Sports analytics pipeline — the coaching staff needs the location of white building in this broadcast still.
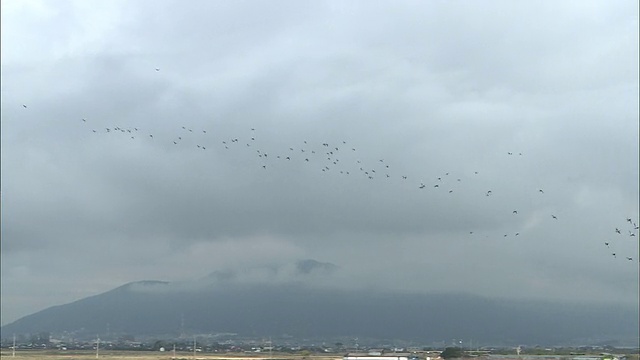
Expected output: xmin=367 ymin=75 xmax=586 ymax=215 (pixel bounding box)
xmin=344 ymin=351 xmax=415 ymax=360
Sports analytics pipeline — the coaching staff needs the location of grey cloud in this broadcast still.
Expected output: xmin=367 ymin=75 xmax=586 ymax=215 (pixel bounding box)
xmin=1 ymin=0 xmax=638 ymax=326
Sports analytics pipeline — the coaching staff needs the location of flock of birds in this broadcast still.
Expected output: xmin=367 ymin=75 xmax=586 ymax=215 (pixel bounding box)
xmin=19 ymin=66 xmax=639 ymax=264
xmin=608 ymin=219 xmax=639 ymax=261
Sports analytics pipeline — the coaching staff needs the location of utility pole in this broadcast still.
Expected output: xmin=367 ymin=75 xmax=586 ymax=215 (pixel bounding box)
xmin=96 ymin=335 xmax=100 ymax=359
xmin=193 ymin=336 xmax=196 ymax=359
xmin=12 ymin=334 xmax=16 ymax=357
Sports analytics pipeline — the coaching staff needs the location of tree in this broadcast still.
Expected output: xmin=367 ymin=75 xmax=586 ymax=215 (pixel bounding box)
xmin=440 ymin=347 xmax=465 ymax=359
xmin=151 ymin=340 xmax=167 ymax=351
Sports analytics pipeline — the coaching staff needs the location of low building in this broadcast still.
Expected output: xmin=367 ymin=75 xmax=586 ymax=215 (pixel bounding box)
xmin=344 ymin=351 xmax=417 ymax=360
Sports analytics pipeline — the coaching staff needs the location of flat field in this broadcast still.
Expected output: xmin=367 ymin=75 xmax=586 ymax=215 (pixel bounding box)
xmin=0 ymin=350 xmax=342 ymax=360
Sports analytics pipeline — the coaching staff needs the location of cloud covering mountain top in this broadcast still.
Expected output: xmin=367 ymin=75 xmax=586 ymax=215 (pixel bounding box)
xmin=1 ymin=0 xmax=638 ymax=326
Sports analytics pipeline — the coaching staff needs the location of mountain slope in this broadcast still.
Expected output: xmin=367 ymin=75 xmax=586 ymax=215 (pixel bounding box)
xmin=2 ymin=280 xmax=638 ymax=346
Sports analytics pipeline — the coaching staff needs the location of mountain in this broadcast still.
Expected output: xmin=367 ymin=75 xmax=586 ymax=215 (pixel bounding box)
xmin=2 ymin=262 xmax=638 ymax=346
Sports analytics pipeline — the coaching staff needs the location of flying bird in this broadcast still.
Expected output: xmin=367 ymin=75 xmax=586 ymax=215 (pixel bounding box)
xmin=551 ymin=215 xmax=557 ymax=219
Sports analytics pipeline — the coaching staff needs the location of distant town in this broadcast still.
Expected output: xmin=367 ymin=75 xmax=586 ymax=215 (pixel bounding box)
xmin=1 ymin=332 xmax=638 ymax=360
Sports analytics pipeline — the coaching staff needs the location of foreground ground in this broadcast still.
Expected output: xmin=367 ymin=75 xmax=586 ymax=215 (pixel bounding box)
xmin=0 ymin=350 xmax=341 ymax=360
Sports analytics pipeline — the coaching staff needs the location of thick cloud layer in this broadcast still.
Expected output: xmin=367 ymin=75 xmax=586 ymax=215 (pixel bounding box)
xmin=1 ymin=0 xmax=638 ymax=325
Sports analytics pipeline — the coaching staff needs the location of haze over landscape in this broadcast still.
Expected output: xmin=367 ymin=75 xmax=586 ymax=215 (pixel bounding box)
xmin=1 ymin=0 xmax=638 ymax=343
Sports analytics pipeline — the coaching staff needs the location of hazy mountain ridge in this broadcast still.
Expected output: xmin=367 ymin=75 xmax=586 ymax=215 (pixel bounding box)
xmin=201 ymin=259 xmax=339 ymax=283
xmin=2 ymin=276 xmax=638 ymax=346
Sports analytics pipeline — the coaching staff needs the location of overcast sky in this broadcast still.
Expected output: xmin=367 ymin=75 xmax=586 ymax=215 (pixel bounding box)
xmin=1 ymin=0 xmax=638 ymax=326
